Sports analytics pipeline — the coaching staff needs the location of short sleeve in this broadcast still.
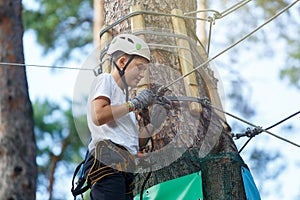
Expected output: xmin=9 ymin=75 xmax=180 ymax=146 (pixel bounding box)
xmin=90 ymin=74 xmax=112 ymax=102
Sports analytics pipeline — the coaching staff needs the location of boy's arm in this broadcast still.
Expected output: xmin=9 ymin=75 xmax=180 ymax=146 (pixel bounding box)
xmin=91 ymin=97 xmax=129 ymax=126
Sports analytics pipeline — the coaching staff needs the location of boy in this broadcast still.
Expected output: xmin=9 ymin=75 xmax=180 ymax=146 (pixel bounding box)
xmin=85 ymin=34 xmax=162 ymax=200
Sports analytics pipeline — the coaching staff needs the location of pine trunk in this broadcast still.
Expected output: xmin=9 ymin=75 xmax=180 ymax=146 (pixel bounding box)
xmin=0 ymin=0 xmax=37 ymax=199
xmin=102 ymin=0 xmax=246 ymax=199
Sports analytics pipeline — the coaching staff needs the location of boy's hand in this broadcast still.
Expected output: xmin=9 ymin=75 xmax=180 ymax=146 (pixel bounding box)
xmin=130 ymin=89 xmax=154 ymax=110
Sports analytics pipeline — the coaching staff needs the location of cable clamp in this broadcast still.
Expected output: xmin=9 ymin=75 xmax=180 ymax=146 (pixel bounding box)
xmin=232 ymin=126 xmax=263 ymax=140
xmin=201 ymin=97 xmax=211 ymax=106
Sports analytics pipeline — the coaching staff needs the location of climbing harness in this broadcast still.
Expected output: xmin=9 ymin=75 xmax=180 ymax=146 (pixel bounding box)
xmin=71 ymin=149 xmax=90 ymax=200
xmin=71 ymin=140 xmax=137 ymax=199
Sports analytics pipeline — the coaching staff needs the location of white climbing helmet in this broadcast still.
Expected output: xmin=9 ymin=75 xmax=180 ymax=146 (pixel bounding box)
xmin=107 ymin=34 xmax=150 ymax=61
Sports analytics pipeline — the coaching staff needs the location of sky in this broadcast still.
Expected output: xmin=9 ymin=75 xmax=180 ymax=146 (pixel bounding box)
xmin=22 ymin=1 xmax=300 ymax=200
xmin=209 ymin=4 xmax=300 ymax=199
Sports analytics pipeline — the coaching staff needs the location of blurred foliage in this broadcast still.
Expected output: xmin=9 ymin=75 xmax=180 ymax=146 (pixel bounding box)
xmin=254 ymin=0 xmax=300 ymax=88
xmin=23 ymin=0 xmax=93 ymax=63
xmin=250 ymin=149 xmax=285 ymax=180
xmin=216 ymin=0 xmax=300 ymax=90
xmin=280 ymin=66 xmax=300 ymax=88
xmin=280 ymin=30 xmax=300 ymax=88
xmin=249 ymin=148 xmax=286 ymax=196
xmin=22 ymin=0 xmax=300 ymax=88
xmin=33 ymin=98 xmax=87 ymax=199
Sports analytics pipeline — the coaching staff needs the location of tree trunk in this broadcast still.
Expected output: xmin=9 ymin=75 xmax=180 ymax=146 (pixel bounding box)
xmin=0 ymin=0 xmax=37 ymax=199
xmin=102 ymin=0 xmax=246 ymax=199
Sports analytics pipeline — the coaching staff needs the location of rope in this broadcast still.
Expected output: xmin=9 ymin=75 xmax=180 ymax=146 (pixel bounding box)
xmin=159 ymin=0 xmax=300 ymax=90
xmin=238 ymin=138 xmax=253 ymax=153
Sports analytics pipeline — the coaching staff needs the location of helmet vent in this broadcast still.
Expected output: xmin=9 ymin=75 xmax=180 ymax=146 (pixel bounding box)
xmin=127 ymin=38 xmax=134 ymax=44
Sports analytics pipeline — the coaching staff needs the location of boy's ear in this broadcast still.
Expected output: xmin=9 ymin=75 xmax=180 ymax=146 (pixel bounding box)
xmin=117 ymin=55 xmax=128 ymax=70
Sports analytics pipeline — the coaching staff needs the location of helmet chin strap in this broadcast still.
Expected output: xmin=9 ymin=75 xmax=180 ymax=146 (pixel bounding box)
xmin=112 ymin=55 xmax=135 ymax=101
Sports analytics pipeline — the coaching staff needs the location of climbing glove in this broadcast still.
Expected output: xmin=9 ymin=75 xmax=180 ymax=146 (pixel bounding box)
xmin=130 ymin=89 xmax=154 ymax=110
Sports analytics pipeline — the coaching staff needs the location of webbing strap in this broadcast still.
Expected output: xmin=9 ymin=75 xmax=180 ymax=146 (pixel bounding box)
xmin=113 ymin=55 xmax=135 ymax=77
xmin=71 ymin=160 xmax=91 ymax=197
xmin=88 ymin=166 xmax=117 ymax=185
xmin=112 ymin=55 xmax=135 ymax=101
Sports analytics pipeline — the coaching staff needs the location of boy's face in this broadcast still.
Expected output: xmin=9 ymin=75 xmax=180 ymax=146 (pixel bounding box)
xmin=122 ymin=56 xmax=149 ymax=88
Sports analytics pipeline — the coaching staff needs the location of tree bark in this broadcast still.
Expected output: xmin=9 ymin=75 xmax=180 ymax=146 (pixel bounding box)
xmin=102 ymin=0 xmax=246 ymax=199
xmin=0 ymin=0 xmax=37 ymax=199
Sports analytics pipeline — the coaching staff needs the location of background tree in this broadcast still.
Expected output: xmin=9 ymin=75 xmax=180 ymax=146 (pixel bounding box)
xmin=0 ymin=0 xmax=37 ymax=199
xmin=22 ymin=0 xmax=300 ymax=198
xmin=23 ymin=0 xmax=93 ymax=64
xmin=253 ymin=0 xmax=300 ymax=88
xmin=33 ymin=99 xmax=88 ymax=199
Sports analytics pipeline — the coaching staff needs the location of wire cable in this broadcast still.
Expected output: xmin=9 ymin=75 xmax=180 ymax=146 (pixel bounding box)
xmin=100 ymin=0 xmax=252 ymax=39
xmin=165 ymin=96 xmax=300 ymax=150
xmin=160 ymin=0 xmax=300 ymax=90
xmin=238 ymin=111 xmax=300 ymax=152
xmin=266 ymin=111 xmax=300 ymax=130
xmin=219 ymin=0 xmax=252 ymax=19
xmin=0 ymin=61 xmax=93 ymax=71
xmin=210 ymin=104 xmax=300 ymax=149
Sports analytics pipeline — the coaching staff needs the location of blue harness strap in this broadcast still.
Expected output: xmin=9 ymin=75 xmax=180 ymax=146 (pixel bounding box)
xmin=71 ymin=149 xmax=90 ymax=199
xmin=241 ymin=166 xmax=261 ymax=200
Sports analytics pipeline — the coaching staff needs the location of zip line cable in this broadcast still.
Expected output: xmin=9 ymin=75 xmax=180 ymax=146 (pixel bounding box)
xmin=159 ymin=0 xmax=300 ymax=91
xmin=0 ymin=62 xmax=93 ymax=71
xmin=2 ymin=60 xmax=298 ymax=150
xmin=210 ymin=103 xmax=300 ymax=149
xmin=219 ymin=0 xmax=252 ymax=19
xmin=266 ymin=110 xmax=300 ymax=130
xmin=2 ymin=0 xmax=297 ymax=75
xmin=0 ymin=0 xmax=298 ymax=150
xmin=184 ymin=0 xmax=252 ymax=19
xmin=236 ymin=111 xmax=300 ymax=153
xmin=166 ymin=96 xmax=300 ymax=150
xmin=0 ymin=0 xmax=254 ymax=71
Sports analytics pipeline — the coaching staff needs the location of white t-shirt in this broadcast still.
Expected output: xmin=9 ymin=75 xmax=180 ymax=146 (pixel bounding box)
xmin=87 ymin=73 xmax=139 ymax=154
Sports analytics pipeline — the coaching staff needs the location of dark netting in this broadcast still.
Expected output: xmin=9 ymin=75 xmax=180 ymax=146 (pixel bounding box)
xmin=199 ymin=153 xmax=247 ymax=200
